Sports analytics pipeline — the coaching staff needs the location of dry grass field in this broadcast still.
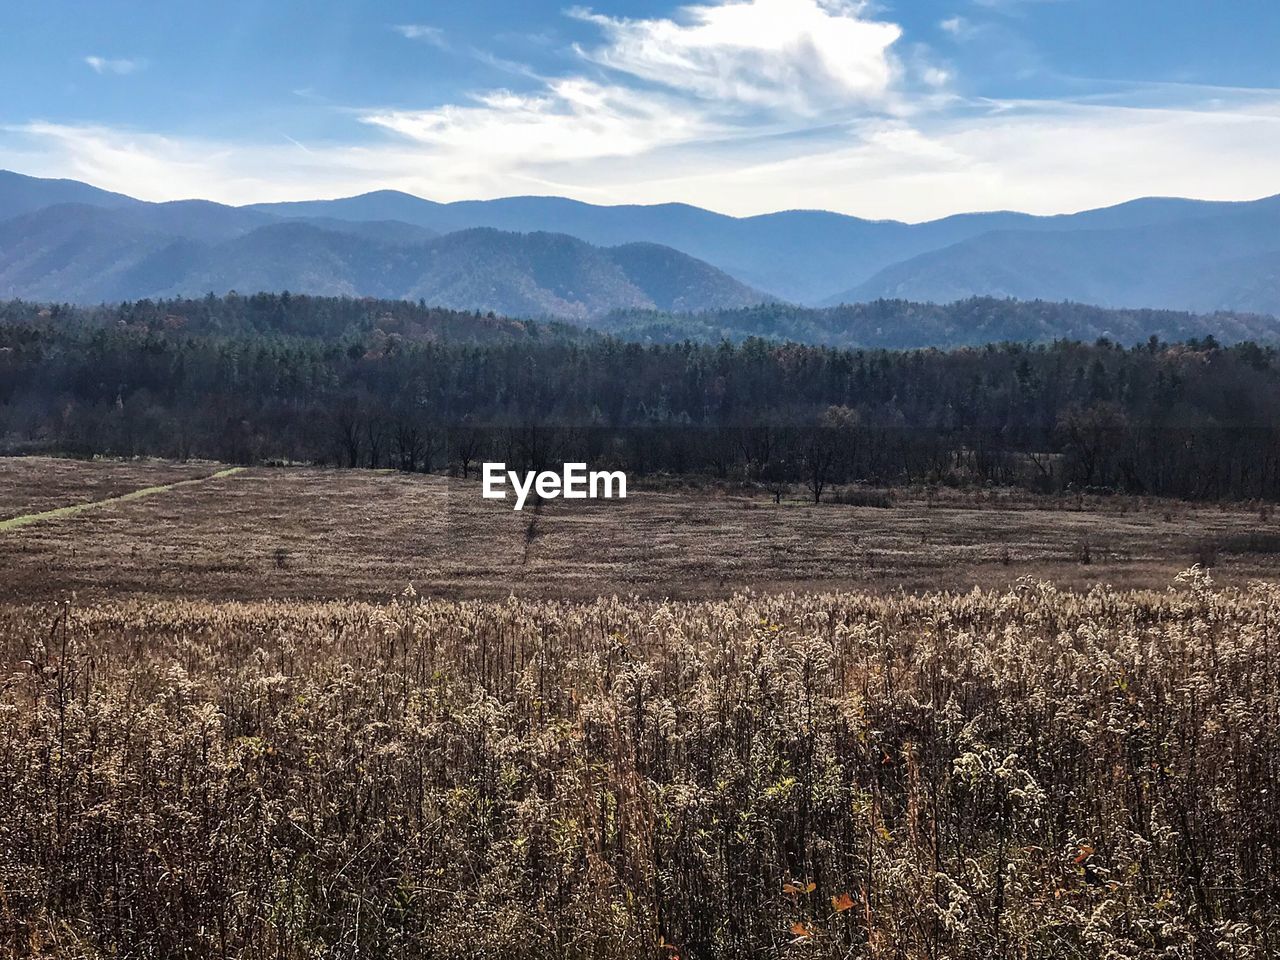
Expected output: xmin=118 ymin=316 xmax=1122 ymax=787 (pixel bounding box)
xmin=0 ymin=457 xmax=1278 ymax=602
xmin=2 ymin=580 xmax=1277 ymax=957
xmin=3 ymin=456 xmax=1280 ymax=958
xmin=0 ymin=458 xmax=217 ymax=522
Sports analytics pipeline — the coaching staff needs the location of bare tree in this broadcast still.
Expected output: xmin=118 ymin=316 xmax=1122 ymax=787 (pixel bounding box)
xmin=393 ymin=417 xmax=425 ymax=472
xmin=1058 ymin=403 xmax=1130 ymax=488
xmin=450 ymin=422 xmax=485 ymax=478
xmin=333 ymin=408 xmax=362 ymax=468
xmin=803 ymin=406 xmax=859 ymax=504
xmin=365 ymin=417 xmax=384 ymax=469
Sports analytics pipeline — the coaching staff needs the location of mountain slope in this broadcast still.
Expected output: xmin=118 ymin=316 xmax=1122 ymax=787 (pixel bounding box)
xmin=248 ymin=192 xmax=990 ymax=303
xmin=841 ymin=202 xmax=1280 ymax=313
xmin=0 ymin=205 xmax=769 ymax=317
xmin=0 ymin=204 xmax=181 ymax=302
xmin=0 ymin=169 xmax=140 ymax=221
xmin=602 ymin=242 xmax=770 ymax=313
xmin=166 ymin=225 xmax=771 ymax=318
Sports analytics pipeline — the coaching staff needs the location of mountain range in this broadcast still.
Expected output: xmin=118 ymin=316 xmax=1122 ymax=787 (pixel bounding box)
xmin=0 ymin=180 xmax=765 ymax=319
xmin=245 ymin=188 xmax=1280 ymax=314
xmin=2 ymin=169 xmax=1280 ymax=322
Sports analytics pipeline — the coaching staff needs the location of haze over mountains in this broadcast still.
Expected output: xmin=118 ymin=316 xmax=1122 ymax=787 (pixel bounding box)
xmin=3 ymin=169 xmax=1280 ymax=323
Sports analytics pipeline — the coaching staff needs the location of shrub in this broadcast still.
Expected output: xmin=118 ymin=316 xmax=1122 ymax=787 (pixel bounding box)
xmin=829 ymin=487 xmax=893 ymax=508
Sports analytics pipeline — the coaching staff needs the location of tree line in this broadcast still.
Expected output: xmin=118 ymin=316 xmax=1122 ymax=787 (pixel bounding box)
xmin=3 ymin=295 xmax=1280 ymax=501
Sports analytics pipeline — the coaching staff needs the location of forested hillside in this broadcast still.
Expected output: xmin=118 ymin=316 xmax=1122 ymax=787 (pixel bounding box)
xmin=246 ymin=183 xmax=1280 ymax=308
xmin=8 ymin=293 xmax=1276 ymax=351
xmin=840 ymin=200 xmax=1280 ymax=314
xmin=599 ymin=298 xmax=1280 ymax=349
xmin=0 ymin=293 xmax=592 ymax=343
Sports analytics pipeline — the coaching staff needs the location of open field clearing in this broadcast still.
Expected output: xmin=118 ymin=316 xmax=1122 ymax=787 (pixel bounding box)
xmin=0 ymin=457 xmax=217 ymax=521
xmin=2 ymin=581 xmax=1277 ymax=957
xmin=2 ymin=457 xmax=1279 ymax=601
xmin=0 ymin=466 xmax=244 ymax=532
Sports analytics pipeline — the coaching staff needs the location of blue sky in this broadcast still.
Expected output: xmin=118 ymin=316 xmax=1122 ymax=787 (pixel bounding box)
xmin=2 ymin=0 xmax=1278 ymax=219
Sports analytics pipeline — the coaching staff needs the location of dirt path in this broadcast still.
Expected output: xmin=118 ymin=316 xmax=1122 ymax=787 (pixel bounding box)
xmin=0 ymin=467 xmax=245 ymax=533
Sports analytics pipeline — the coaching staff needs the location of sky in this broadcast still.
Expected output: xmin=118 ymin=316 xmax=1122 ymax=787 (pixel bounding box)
xmin=1 ymin=0 xmax=1279 ymax=220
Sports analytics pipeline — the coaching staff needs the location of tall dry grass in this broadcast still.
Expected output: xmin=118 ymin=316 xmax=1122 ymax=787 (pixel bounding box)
xmin=1 ymin=570 xmax=1277 ymax=958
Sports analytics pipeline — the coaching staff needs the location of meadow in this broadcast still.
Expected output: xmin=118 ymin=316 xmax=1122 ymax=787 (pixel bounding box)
xmin=2 ymin=457 xmax=1279 ymax=602
xmin=2 ymin=457 xmax=1279 ymax=958
xmin=2 ymin=577 xmax=1277 ymax=957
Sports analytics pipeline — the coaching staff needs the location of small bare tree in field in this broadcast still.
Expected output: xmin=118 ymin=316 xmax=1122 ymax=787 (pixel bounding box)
xmin=364 ymin=416 xmax=384 ymax=468
xmin=332 ymin=407 xmax=362 ymax=467
xmin=802 ymin=405 xmax=859 ymax=504
xmin=393 ymin=414 xmax=438 ymax=473
xmin=449 ymin=421 xmax=485 ymax=479
xmin=1058 ymin=401 xmax=1130 ymax=489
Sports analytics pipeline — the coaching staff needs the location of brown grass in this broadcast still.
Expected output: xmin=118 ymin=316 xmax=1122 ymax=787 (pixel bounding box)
xmin=1 ymin=574 xmax=1277 ymax=957
xmin=0 ymin=457 xmax=215 ymax=522
xmin=0 ymin=459 xmax=1278 ymax=602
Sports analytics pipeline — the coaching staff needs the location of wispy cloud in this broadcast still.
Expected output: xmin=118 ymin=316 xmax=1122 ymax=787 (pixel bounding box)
xmin=84 ymin=55 xmax=144 ymax=75
xmin=362 ymin=79 xmax=716 ymax=164
xmin=669 ymin=93 xmax=1280 ymax=219
xmin=281 ymin=133 xmax=313 ymax=155
xmin=392 ymin=24 xmax=447 ymax=48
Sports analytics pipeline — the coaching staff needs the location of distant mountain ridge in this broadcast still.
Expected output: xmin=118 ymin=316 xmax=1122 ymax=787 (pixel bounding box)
xmin=3 ymin=169 xmax=1280 ymax=322
xmin=836 ymin=200 xmax=1280 ymax=316
xmin=247 ymin=187 xmax=1280 ymax=310
xmin=0 ymin=173 xmax=768 ymax=318
xmin=0 ymin=171 xmax=138 ymax=219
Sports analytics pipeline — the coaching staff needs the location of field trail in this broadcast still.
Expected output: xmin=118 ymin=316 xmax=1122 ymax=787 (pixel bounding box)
xmin=0 ymin=466 xmax=244 ymax=532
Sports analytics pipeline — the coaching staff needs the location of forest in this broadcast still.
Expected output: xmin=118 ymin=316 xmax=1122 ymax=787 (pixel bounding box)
xmin=3 ymin=293 xmax=1280 ymax=501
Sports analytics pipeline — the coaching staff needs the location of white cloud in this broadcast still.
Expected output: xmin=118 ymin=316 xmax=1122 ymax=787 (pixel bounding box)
xmin=608 ymin=93 xmax=1280 ymax=220
xmin=392 ymin=24 xmax=446 ymax=48
xmin=84 ymin=56 xmax=144 ymax=75
xmin=3 ymin=123 xmax=299 ymax=202
xmin=0 ymin=118 xmax=666 ymax=204
xmin=359 ymin=0 xmax=915 ymax=189
xmin=361 ymin=78 xmax=717 ymax=164
xmin=572 ymin=0 xmax=903 ymax=115
xmin=922 ymin=66 xmax=951 ymax=87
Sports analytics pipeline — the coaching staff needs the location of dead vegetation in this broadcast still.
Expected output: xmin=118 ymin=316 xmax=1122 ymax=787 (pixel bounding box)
xmin=1 ymin=571 xmax=1278 ymax=957
xmin=1 ymin=459 xmax=1278 ymax=602
xmin=0 ymin=457 xmax=213 ymax=522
